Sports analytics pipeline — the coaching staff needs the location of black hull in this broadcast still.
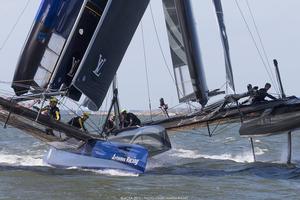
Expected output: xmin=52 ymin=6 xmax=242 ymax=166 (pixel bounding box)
xmin=239 ymin=104 xmax=300 ymax=136
xmin=146 ymin=96 xmax=300 ymax=137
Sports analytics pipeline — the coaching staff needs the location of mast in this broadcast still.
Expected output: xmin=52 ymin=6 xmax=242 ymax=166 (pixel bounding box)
xmin=162 ymin=0 xmax=208 ymax=107
xmin=212 ymin=0 xmax=235 ymax=92
xmin=273 ymin=59 xmax=286 ymax=99
xmin=112 ymin=76 xmax=120 ymax=129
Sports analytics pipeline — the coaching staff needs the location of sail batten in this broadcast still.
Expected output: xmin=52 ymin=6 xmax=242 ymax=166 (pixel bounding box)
xmin=162 ymin=0 xmax=208 ymax=106
xmin=212 ymin=0 xmax=235 ymax=92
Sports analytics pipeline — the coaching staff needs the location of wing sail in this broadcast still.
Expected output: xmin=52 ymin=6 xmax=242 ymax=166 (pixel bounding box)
xmin=162 ymin=0 xmax=209 ymax=106
xmin=212 ymin=0 xmax=235 ymax=91
xmin=12 ymin=0 xmax=85 ymax=95
xmin=71 ymin=0 xmax=150 ymax=110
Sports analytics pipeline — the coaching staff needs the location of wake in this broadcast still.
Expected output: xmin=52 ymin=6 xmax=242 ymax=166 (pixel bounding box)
xmin=146 ymin=147 xmax=267 ymax=170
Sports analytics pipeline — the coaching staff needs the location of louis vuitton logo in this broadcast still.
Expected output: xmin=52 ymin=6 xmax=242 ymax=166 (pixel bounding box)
xmin=93 ymin=54 xmax=107 ymax=77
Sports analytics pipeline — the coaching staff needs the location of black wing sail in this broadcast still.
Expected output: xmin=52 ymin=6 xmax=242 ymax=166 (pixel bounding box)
xmin=49 ymin=0 xmax=109 ymax=101
xmin=71 ymin=0 xmax=150 ymax=110
xmin=212 ymin=0 xmax=235 ymax=92
xmin=12 ymin=0 xmax=85 ymax=95
xmin=162 ymin=0 xmax=208 ymax=106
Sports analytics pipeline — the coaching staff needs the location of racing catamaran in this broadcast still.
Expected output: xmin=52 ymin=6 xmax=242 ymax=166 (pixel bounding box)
xmin=0 ymin=0 xmax=299 ymax=173
xmin=144 ymin=0 xmax=300 ymax=163
xmin=0 ymin=0 xmax=171 ymax=174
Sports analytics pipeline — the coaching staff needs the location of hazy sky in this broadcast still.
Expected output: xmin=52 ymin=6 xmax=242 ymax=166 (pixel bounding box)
xmin=0 ymin=0 xmax=300 ymax=111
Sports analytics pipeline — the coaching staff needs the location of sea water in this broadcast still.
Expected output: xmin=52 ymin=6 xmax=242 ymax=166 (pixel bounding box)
xmin=0 ymin=122 xmax=300 ymax=200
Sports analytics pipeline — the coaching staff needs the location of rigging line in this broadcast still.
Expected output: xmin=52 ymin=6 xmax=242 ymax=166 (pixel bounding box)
xmin=215 ymin=81 xmax=228 ymax=92
xmin=100 ymin=85 xmax=111 ymax=126
xmin=0 ymin=89 xmax=13 ymax=94
xmin=234 ymin=0 xmax=278 ymax=93
xmin=100 ymin=83 xmax=114 ymax=127
xmin=0 ymin=0 xmax=31 ymax=50
xmin=149 ymin=102 xmax=183 ymax=118
xmin=0 ymin=89 xmax=13 ymax=95
xmin=148 ymin=102 xmax=186 ymax=119
xmin=212 ymin=119 xmax=239 ymax=136
xmin=96 ymin=83 xmax=114 ymax=129
xmin=60 ymin=100 xmax=101 ymax=134
xmin=208 ymin=120 xmax=222 ymax=136
xmin=149 ymin=3 xmax=184 ymax=98
xmin=62 ymin=97 xmax=100 ymax=132
xmin=4 ymin=78 xmax=35 ymax=84
xmin=244 ymin=0 xmax=280 ymax=94
xmin=140 ymin=21 xmax=153 ymax=119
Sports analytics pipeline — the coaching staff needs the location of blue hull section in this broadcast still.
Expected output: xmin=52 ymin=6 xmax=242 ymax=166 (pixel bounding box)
xmin=45 ymin=140 xmax=148 ymax=174
xmin=81 ymin=140 xmax=148 ymax=173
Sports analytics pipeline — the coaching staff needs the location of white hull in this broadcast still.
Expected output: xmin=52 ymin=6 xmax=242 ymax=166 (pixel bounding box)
xmin=44 ymin=147 xmax=142 ymax=174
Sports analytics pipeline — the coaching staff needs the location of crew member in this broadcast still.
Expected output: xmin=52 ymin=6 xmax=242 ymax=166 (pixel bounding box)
xmin=252 ymin=83 xmax=277 ymax=103
xmin=159 ymin=98 xmax=169 ymax=118
xmin=241 ymin=84 xmax=259 ymax=104
xmin=103 ymin=115 xmax=116 ymax=133
xmin=68 ymin=112 xmax=90 ymax=131
xmin=120 ymin=109 xmax=141 ymax=128
xmin=41 ymin=97 xmax=61 ymax=121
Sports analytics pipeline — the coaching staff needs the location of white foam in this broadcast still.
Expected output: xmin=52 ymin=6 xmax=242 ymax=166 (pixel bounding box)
xmin=146 ymin=149 xmax=197 ymax=169
xmin=255 ymin=146 xmax=268 ymax=155
xmin=199 ymin=152 xmax=254 ymax=163
xmin=0 ymin=153 xmax=45 ymax=166
xmin=170 ymin=149 xmax=202 ymax=159
xmin=147 ymin=148 xmax=261 ymax=170
xmin=86 ymin=169 xmax=139 ymax=177
xmin=171 ymin=148 xmax=261 ymax=163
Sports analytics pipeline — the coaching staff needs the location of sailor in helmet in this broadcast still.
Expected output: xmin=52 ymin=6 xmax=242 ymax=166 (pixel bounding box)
xmin=120 ymin=109 xmax=141 ymax=128
xmin=68 ymin=112 xmax=90 ymax=131
xmin=103 ymin=115 xmax=116 ymax=134
xmin=41 ymin=97 xmax=61 ymax=121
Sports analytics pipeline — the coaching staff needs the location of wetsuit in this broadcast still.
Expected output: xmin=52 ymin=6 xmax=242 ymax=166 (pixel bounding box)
xmin=252 ymin=88 xmax=277 ymax=103
xmin=123 ymin=113 xmax=141 ymax=127
xmin=42 ymin=105 xmax=60 ymax=136
xmin=241 ymin=87 xmax=259 ymax=104
xmin=107 ymin=119 xmax=116 ymax=130
xmin=50 ymin=106 xmax=60 ymax=121
xmin=42 ymin=105 xmax=60 ymax=121
xmin=103 ymin=119 xmax=116 ymax=134
xmin=68 ymin=116 xmax=87 ymax=131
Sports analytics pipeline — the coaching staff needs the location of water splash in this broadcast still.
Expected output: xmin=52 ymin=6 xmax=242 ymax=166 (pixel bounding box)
xmin=199 ymin=152 xmax=254 ymax=163
xmin=170 ymin=148 xmax=259 ymax=163
xmin=0 ymin=153 xmax=45 ymax=166
xmin=147 ymin=147 xmax=263 ymax=170
xmin=255 ymin=146 xmax=268 ymax=155
xmin=84 ymin=169 xmax=139 ymax=177
xmin=170 ymin=149 xmax=202 ymax=159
